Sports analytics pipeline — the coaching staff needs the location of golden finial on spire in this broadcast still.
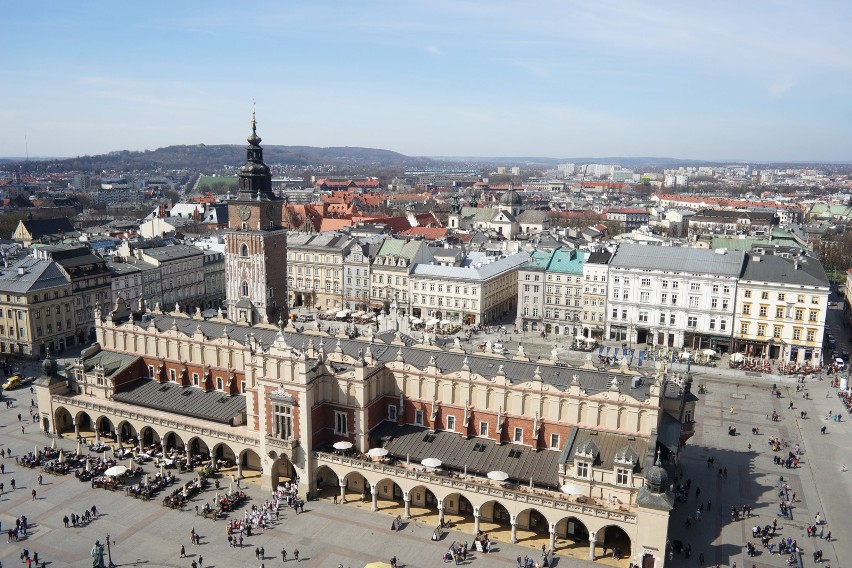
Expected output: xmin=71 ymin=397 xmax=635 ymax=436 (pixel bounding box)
xmin=251 ymin=100 xmax=257 ymax=132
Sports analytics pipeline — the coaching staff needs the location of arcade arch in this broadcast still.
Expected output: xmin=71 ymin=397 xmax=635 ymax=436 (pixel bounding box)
xmin=53 ymin=407 xmax=74 ymax=436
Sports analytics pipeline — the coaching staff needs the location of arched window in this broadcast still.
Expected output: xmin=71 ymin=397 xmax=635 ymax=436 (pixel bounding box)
xmin=241 ymin=281 xmax=249 ymax=297
xmin=240 ymin=244 xmax=249 ymax=257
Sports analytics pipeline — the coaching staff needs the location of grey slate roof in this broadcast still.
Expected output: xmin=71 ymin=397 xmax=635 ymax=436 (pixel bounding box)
xmin=143 ymin=244 xmax=203 ymax=261
xmin=411 ymin=251 xmax=529 ymax=281
xmin=20 ymin=218 xmax=75 ymax=239
xmin=112 ymin=379 xmax=246 ymax=424
xmin=80 ymin=350 xmax=140 ymax=379
xmin=611 ymin=243 xmax=745 ymax=276
xmin=374 ymin=423 xmax=561 ymax=487
xmin=562 ymin=427 xmax=647 ymax=473
xmin=741 ymin=253 xmax=828 ymax=287
xmin=0 ymin=256 xmax=69 ymax=293
xmin=139 ymin=314 xmax=654 ymax=401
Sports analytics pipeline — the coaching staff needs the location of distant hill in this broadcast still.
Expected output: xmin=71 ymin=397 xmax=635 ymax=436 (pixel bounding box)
xmin=21 ymin=144 xmax=436 ymax=173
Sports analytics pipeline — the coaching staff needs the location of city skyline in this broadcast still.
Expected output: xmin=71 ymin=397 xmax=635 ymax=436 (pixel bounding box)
xmin=2 ymin=1 xmax=851 ymax=161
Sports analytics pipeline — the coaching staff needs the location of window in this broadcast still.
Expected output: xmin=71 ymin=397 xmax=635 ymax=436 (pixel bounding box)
xmin=670 ymin=294 xmax=677 ymax=305
xmin=273 ymin=404 xmax=293 ymax=439
xmin=687 ymin=316 xmax=697 ymax=328
xmin=720 ymin=319 xmax=727 ymax=331
xmin=795 ymin=309 xmax=803 ymax=321
xmin=240 ymin=244 xmax=249 ymax=257
xmin=741 ymin=323 xmax=749 ymax=334
xmin=479 ymin=421 xmax=488 ymax=437
xmin=807 ymin=330 xmax=815 ymax=342
xmin=192 ymin=373 xmax=199 ymax=386
xmin=659 ymin=312 xmax=666 ymax=325
xmin=640 ymin=291 xmax=649 ymax=303
xmin=758 ymin=324 xmax=766 ymax=336
xmin=415 ymin=409 xmax=424 ymax=426
xmin=335 ymin=411 xmax=348 ymax=435
xmin=797 ymin=294 xmax=805 ymax=303
xmin=712 ymin=284 xmax=719 ymax=294
xmin=514 ymin=427 xmax=523 ymax=443
xmin=809 ymin=311 xmax=818 ymax=322
xmin=709 ymin=319 xmax=716 ymax=330
xmin=148 ymin=365 xmax=154 ymax=379
xmin=216 ymin=377 xmax=223 ymax=390
xmin=689 ymin=296 xmax=700 ymax=308
xmin=577 ymin=462 xmax=589 ymax=478
xmin=616 ymin=468 xmax=629 ymax=485
xmin=241 ymin=281 xmax=249 ymax=297
xmin=638 ymin=311 xmax=648 ymax=323
xmin=388 ymin=405 xmax=397 ymax=421
xmin=777 ymin=293 xmax=785 ymax=301
xmin=742 ymin=304 xmax=751 ymax=315
xmin=446 ymin=415 xmax=456 ymax=432
xmin=711 ymin=298 xmax=718 ymax=309
xmin=759 ymin=306 xmax=767 ymax=317
xmin=776 ymin=307 xmax=784 ymax=318
xmin=640 ymin=278 xmax=651 ymax=287
xmin=761 ymin=291 xmax=769 ymax=300
xmin=550 ymin=433 xmax=560 ymax=449
xmin=670 ymin=314 xmax=676 ymax=325
xmin=690 ymin=282 xmax=700 ymax=292
xmin=793 ymin=328 xmax=801 ymax=340
xmin=773 ymin=326 xmax=781 ymax=338
xmin=169 ymin=369 xmax=176 ymax=382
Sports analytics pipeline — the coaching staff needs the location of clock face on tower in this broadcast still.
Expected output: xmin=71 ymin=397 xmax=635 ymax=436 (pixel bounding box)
xmin=238 ymin=205 xmax=251 ymax=220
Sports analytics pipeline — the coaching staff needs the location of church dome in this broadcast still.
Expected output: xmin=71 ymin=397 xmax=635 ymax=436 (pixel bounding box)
xmin=499 ymin=186 xmax=523 ymax=207
xmin=42 ymin=351 xmax=57 ymax=376
xmin=645 ymin=456 xmax=669 ymax=493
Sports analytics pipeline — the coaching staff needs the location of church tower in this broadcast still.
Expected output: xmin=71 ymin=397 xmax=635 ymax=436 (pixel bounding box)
xmin=224 ymin=113 xmax=288 ymax=325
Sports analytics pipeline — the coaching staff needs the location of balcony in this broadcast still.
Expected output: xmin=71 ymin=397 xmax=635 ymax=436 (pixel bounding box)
xmin=312 ymin=451 xmax=637 ymax=523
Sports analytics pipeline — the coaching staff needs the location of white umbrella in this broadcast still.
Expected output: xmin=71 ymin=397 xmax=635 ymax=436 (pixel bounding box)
xmin=730 ymin=352 xmax=745 ymax=363
xmin=129 ymin=458 xmax=135 ymax=471
xmin=333 ymin=441 xmax=354 ymax=450
xmin=425 ymin=318 xmax=439 ymax=326
xmin=160 ymin=462 xmax=165 ymax=476
xmin=86 ymin=459 xmax=92 ymax=472
xmin=487 ymin=470 xmax=509 ymax=481
xmin=560 ymin=483 xmax=583 ymax=494
xmin=440 ymin=319 xmax=451 ymax=326
xmin=58 ymin=450 xmax=65 ymax=464
xmin=104 ymin=465 xmax=128 ymax=477
xmin=421 ymin=458 xmax=442 ymax=468
xmin=367 ymin=448 xmax=389 ymax=457
xmin=51 ymin=436 xmax=57 ymax=450
xmin=76 ymin=440 xmax=82 ymax=455
xmin=702 ymin=349 xmax=717 ymax=357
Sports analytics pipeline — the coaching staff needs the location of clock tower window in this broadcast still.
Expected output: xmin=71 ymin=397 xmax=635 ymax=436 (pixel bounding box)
xmin=240 ymin=244 xmax=249 ymax=257
xmin=241 ymin=281 xmax=249 ymax=297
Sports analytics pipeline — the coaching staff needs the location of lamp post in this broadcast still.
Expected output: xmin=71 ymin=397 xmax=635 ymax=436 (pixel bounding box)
xmin=106 ymin=533 xmax=115 ymax=568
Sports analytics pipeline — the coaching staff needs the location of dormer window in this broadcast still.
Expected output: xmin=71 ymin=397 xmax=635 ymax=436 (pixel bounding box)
xmin=576 ymin=462 xmax=589 ymax=478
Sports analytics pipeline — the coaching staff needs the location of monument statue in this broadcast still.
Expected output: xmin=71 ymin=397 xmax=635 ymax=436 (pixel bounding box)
xmin=91 ymin=540 xmax=105 ymax=568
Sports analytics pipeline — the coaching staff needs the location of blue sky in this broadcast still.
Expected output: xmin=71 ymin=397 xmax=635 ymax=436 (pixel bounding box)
xmin=1 ymin=1 xmax=851 ymax=161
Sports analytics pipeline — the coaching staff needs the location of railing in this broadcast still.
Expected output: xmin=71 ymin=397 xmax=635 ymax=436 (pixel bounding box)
xmin=53 ymin=395 xmax=260 ymax=447
xmin=313 ymin=451 xmax=636 ymax=523
xmin=265 ymin=436 xmax=299 ymax=451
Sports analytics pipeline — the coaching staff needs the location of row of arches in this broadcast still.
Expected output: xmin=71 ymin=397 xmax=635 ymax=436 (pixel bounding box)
xmin=51 ymin=406 xmax=263 ymax=476
xmin=312 ymin=465 xmax=631 ymax=558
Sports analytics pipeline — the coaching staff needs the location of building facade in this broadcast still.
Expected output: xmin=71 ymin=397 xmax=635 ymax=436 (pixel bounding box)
xmin=342 ymin=239 xmax=380 ymax=312
xmin=0 ymin=256 xmax=74 ymax=356
xmin=286 ymin=233 xmax=354 ymax=311
xmin=732 ymin=250 xmax=829 ymax=363
xmin=581 ymin=250 xmax=612 ymax=340
xmin=369 ymin=239 xmax=431 ymax=314
xmin=409 ymin=250 xmax=527 ymax=326
xmin=606 ymin=244 xmax=743 ymax=352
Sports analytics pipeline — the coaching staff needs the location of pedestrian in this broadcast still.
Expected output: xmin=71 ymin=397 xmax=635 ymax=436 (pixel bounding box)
xmin=62 ymin=515 xmax=69 ymax=528
xmin=239 ymin=535 xmax=243 ymax=548
xmin=826 ymin=531 xmax=831 ymax=541
xmin=730 ymin=406 xmax=735 ymax=414
xmin=198 ymin=556 xmax=203 ymax=568
xmin=255 ymin=547 xmax=260 ymax=559
xmin=282 ymin=548 xmax=287 ymax=561
xmin=37 ymin=475 xmax=42 ymax=486
xmin=10 ymin=479 xmax=15 ymax=490
xmin=20 ymin=426 xmax=24 ymax=435
xmin=180 ymin=544 xmax=186 ymax=558
xmin=31 ymin=489 xmax=36 ymax=501
xmin=294 ymin=549 xmax=299 ymax=561
xmin=260 ymin=547 xmax=265 ymax=559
